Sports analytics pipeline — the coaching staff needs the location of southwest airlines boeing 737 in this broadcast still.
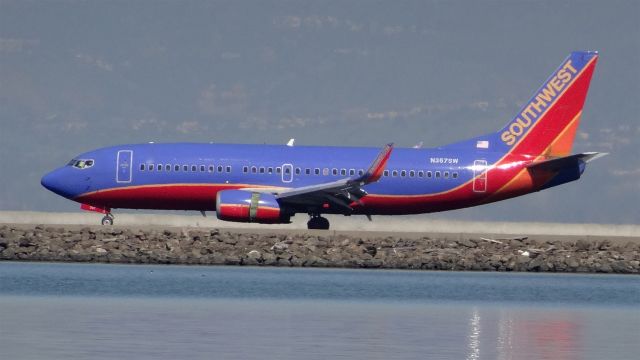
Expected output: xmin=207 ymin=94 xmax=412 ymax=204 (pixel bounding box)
xmin=42 ymin=51 xmax=603 ymax=229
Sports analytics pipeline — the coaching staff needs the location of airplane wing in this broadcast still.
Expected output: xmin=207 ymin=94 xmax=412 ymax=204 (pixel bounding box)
xmin=274 ymin=143 xmax=394 ymax=213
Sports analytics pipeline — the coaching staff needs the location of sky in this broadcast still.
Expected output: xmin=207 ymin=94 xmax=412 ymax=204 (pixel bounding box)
xmin=0 ymin=0 xmax=638 ymax=224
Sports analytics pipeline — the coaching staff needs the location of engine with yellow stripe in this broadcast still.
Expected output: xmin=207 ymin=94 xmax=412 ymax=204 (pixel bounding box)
xmin=216 ymin=190 xmax=291 ymax=224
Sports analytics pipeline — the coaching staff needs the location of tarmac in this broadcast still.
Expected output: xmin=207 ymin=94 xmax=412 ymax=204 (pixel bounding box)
xmin=0 ymin=211 xmax=638 ymax=241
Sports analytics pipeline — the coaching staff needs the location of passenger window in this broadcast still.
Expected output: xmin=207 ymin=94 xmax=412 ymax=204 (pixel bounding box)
xmin=150 ymin=164 xmax=155 ymax=171
xmin=243 ymin=166 xmax=248 ymax=173
xmin=140 ymin=164 xmax=145 ymax=171
xmin=226 ymin=166 xmax=231 ymax=173
xmin=332 ymin=168 xmax=338 ymax=176
xmin=200 ymin=165 xmax=205 ymax=172
xmin=315 ymin=168 xmax=320 ymax=175
xmin=183 ymin=165 xmax=188 ymax=172
xmin=259 ymin=167 xmax=265 ymax=174
xmin=157 ymin=164 xmax=163 ymax=171
xmin=435 ymin=171 xmax=441 ymax=178
xmin=384 ymin=170 xmax=389 ymax=177
xmin=427 ymin=171 xmax=432 ymax=178
xmin=305 ymin=168 xmax=311 ymax=175
xmin=251 ymin=166 xmax=257 ymax=173
xmin=189 ymin=165 xmax=195 ymax=172
xmin=268 ymin=167 xmax=273 ymax=174
xmin=295 ymin=168 xmax=301 ymax=175
xmin=392 ymin=170 xmax=398 ymax=177
xmin=444 ymin=171 xmax=449 ymax=178
xmin=165 ymin=165 xmax=171 ymax=171
xmin=401 ymin=170 xmax=406 ymax=177
xmin=452 ymin=172 xmax=458 ymax=179
xmin=323 ymin=168 xmax=329 ymax=176
xmin=276 ymin=167 xmax=282 ymax=174
xmin=208 ymin=165 xmax=214 ymax=172
xmin=340 ymin=169 xmax=346 ymax=176
xmin=418 ymin=171 xmax=424 ymax=178
xmin=409 ymin=170 xmax=415 ymax=177
xmin=358 ymin=169 xmax=364 ymax=176
xmin=174 ymin=165 xmax=180 ymax=171
xmin=217 ymin=165 xmax=223 ymax=172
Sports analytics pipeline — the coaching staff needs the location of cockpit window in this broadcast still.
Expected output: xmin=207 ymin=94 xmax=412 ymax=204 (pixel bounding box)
xmin=68 ymin=159 xmax=94 ymax=169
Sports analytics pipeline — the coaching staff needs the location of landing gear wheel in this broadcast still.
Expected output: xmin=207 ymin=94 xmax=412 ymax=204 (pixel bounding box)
xmin=101 ymin=214 xmax=114 ymax=226
xmin=307 ymin=216 xmax=330 ymax=230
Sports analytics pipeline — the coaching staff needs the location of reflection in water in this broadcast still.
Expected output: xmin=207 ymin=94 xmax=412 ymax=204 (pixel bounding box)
xmin=467 ymin=307 xmax=481 ymax=360
xmin=498 ymin=311 xmax=514 ymax=360
xmin=520 ymin=315 xmax=580 ymax=360
xmin=469 ymin=308 xmax=583 ymax=360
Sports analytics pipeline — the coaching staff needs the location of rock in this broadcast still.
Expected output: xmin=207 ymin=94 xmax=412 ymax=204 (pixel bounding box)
xmin=271 ymin=242 xmax=289 ymax=253
xmin=597 ymin=263 xmax=613 ymax=273
xmin=458 ymin=239 xmax=477 ymax=248
xmin=18 ymin=238 xmax=35 ymax=247
xmin=2 ymin=232 xmax=22 ymax=242
xmin=575 ymin=239 xmax=591 ymax=251
xmin=566 ymin=257 xmax=580 ymax=269
xmin=610 ymin=261 xmax=629 ymax=273
xmin=363 ymin=245 xmax=377 ymax=257
xmin=1 ymin=248 xmax=16 ymax=258
xmin=362 ymin=259 xmax=383 ymax=268
xmin=224 ymin=256 xmax=241 ymax=265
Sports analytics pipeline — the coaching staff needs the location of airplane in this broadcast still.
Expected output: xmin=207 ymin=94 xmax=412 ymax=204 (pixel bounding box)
xmin=41 ymin=51 xmax=603 ymax=230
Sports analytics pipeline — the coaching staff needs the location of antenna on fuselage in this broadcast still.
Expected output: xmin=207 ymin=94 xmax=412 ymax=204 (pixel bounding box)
xmin=286 ymin=138 xmax=295 ymax=147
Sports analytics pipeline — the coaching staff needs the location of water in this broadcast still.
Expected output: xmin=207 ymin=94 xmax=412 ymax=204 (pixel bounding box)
xmin=0 ymin=262 xmax=638 ymax=360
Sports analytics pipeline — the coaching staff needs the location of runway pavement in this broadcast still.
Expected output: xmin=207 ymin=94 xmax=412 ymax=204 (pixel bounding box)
xmin=0 ymin=211 xmax=638 ymax=241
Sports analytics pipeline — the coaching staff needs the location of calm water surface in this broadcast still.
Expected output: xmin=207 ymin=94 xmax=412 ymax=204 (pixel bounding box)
xmin=0 ymin=262 xmax=638 ymax=360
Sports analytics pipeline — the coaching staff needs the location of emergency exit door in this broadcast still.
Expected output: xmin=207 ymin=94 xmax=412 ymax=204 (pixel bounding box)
xmin=116 ymin=150 xmax=133 ymax=183
xmin=473 ymin=159 xmax=487 ymax=193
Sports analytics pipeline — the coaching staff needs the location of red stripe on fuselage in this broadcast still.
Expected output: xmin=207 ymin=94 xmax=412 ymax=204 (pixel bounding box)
xmin=76 ymin=184 xmax=258 ymax=211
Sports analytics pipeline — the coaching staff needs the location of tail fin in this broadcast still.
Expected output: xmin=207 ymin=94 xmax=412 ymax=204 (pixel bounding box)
xmin=497 ymin=51 xmax=599 ymax=157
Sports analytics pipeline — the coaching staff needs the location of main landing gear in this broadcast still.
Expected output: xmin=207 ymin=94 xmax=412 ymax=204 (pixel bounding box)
xmin=101 ymin=213 xmax=114 ymax=226
xmin=307 ymin=215 xmax=330 ymax=230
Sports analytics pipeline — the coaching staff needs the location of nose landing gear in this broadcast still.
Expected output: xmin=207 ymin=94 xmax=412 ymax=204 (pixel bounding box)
xmin=307 ymin=214 xmax=330 ymax=230
xmin=101 ymin=213 xmax=114 ymax=226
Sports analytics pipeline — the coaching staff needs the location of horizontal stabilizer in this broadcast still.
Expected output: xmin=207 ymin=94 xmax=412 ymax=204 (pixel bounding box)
xmin=527 ymin=152 xmax=606 ymax=172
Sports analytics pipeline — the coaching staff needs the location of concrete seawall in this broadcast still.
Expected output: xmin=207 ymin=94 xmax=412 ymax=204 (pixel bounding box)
xmin=1 ymin=224 xmax=638 ymax=273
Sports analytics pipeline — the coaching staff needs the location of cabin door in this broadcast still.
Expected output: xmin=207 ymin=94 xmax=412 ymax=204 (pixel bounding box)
xmin=472 ymin=159 xmax=487 ymax=193
xmin=281 ymin=163 xmax=293 ymax=183
xmin=116 ymin=150 xmax=133 ymax=183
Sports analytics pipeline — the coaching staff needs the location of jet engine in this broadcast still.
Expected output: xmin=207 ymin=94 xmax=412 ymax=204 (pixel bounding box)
xmin=216 ymin=190 xmax=290 ymax=224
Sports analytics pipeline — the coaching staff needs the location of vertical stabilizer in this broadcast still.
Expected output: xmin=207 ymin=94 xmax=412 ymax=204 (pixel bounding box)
xmin=497 ymin=51 xmax=599 ymax=157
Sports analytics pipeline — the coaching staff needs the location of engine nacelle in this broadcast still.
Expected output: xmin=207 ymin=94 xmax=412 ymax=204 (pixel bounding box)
xmin=216 ymin=190 xmax=290 ymax=224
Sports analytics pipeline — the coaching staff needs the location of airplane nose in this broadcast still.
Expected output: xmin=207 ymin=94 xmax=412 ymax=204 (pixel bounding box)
xmin=41 ymin=168 xmax=71 ymax=198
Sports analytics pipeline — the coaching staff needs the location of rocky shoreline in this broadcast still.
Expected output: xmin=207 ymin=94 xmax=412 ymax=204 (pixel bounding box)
xmin=0 ymin=225 xmax=638 ymax=273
